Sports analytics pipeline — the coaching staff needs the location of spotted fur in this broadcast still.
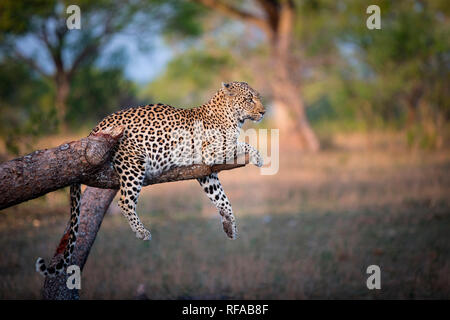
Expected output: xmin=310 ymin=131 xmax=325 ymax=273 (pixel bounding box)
xmin=36 ymin=81 xmax=265 ymax=277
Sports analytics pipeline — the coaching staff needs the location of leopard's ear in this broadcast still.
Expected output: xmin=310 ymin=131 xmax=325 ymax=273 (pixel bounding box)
xmin=222 ymin=82 xmax=235 ymax=96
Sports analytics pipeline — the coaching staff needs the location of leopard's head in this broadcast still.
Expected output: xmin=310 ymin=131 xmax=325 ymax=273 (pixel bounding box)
xmin=222 ymin=81 xmax=266 ymax=123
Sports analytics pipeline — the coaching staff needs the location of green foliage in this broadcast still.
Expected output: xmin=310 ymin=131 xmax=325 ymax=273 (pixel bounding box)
xmin=0 ymin=0 xmax=55 ymax=36
xmin=0 ymin=0 xmax=448 ymax=154
xmin=0 ymin=57 xmax=140 ymax=153
xmin=67 ymin=66 xmax=140 ymax=129
xmin=145 ymin=0 xmax=448 ymax=149
xmin=294 ymin=0 xmax=342 ymax=56
xmin=162 ymin=0 xmax=206 ymax=39
xmin=0 ymin=0 xmax=204 ymax=155
xmin=301 ymin=0 xmax=449 ymax=146
xmin=142 ymin=48 xmax=235 ymax=107
xmin=0 ymin=59 xmax=57 ymax=154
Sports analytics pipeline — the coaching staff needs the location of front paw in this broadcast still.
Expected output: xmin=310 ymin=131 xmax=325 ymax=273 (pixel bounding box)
xmin=222 ymin=217 xmax=237 ymax=240
xmin=136 ymin=228 xmax=152 ymax=241
xmin=251 ymin=152 xmax=264 ymax=167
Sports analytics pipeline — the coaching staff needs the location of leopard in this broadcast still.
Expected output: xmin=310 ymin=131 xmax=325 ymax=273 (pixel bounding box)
xmin=36 ymin=81 xmax=265 ymax=277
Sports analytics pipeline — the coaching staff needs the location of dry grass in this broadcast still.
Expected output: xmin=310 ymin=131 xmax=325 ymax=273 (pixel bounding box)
xmin=0 ymin=134 xmax=449 ymax=299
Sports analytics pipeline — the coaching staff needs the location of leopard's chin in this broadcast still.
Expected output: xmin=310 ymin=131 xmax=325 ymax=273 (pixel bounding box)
xmin=252 ymin=114 xmax=264 ymax=123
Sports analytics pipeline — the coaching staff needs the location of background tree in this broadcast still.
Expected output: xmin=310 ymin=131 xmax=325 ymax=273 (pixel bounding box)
xmin=0 ymin=0 xmax=158 ymax=131
xmin=341 ymin=0 xmax=450 ymax=147
xmin=193 ymin=0 xmax=322 ymax=151
xmin=0 ymin=58 xmax=55 ymax=155
xmin=1 ymin=0 xmax=448 ymax=155
xmin=0 ymin=0 xmax=205 ymax=155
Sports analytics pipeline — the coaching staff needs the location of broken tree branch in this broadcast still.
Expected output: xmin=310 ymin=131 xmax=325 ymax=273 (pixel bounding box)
xmin=0 ymin=126 xmax=249 ymax=210
xmin=42 ymin=187 xmax=117 ymax=300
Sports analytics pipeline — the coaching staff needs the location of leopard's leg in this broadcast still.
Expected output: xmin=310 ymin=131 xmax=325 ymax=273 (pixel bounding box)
xmin=234 ymin=141 xmax=263 ymax=167
xmin=216 ymin=140 xmax=263 ymax=167
xmin=115 ymin=154 xmax=151 ymax=241
xmin=36 ymin=183 xmax=81 ymax=277
xmin=203 ymin=138 xmax=263 ymax=167
xmin=198 ymin=173 xmax=237 ymax=239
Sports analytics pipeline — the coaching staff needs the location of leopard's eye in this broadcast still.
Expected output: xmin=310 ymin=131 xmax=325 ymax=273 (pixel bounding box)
xmin=246 ymin=97 xmax=253 ymax=103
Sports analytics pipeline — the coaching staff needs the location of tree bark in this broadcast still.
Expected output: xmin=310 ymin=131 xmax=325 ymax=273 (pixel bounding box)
xmin=55 ymin=72 xmax=70 ymax=131
xmin=271 ymin=81 xmax=320 ymax=151
xmin=42 ymin=187 xmax=117 ymax=300
xmin=269 ymin=0 xmax=320 ymax=151
xmin=0 ymin=127 xmax=123 ymax=210
xmin=0 ymin=127 xmax=249 ymax=210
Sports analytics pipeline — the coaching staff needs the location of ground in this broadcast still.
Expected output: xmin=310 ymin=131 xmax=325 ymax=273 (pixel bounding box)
xmin=0 ymin=133 xmax=449 ymax=299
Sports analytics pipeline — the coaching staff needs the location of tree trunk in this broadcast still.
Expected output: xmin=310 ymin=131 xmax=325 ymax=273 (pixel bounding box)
xmin=405 ymin=85 xmax=424 ymax=128
xmin=55 ymin=73 xmax=70 ymax=131
xmin=269 ymin=1 xmax=320 ymax=151
xmin=270 ymin=79 xmax=320 ymax=151
xmin=193 ymin=0 xmax=320 ymax=151
xmin=42 ymin=187 xmax=117 ymax=300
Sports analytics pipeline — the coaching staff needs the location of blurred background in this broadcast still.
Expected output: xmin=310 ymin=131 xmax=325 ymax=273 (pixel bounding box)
xmin=0 ymin=0 xmax=449 ymax=299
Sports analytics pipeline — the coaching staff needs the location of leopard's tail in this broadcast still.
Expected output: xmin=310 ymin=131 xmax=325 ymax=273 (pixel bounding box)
xmin=36 ymin=183 xmax=81 ymax=277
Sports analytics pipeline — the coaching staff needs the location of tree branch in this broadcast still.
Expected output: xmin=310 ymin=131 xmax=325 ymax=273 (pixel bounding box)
xmin=67 ymin=18 xmax=115 ymax=80
xmin=255 ymin=0 xmax=280 ymax=31
xmin=194 ymin=0 xmax=273 ymax=37
xmin=12 ymin=48 xmax=50 ymax=79
xmin=42 ymin=187 xmax=117 ymax=300
xmin=0 ymin=126 xmax=249 ymax=210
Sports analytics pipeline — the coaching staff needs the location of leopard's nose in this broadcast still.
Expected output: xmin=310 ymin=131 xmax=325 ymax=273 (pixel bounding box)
xmin=259 ymin=111 xmax=266 ymax=116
